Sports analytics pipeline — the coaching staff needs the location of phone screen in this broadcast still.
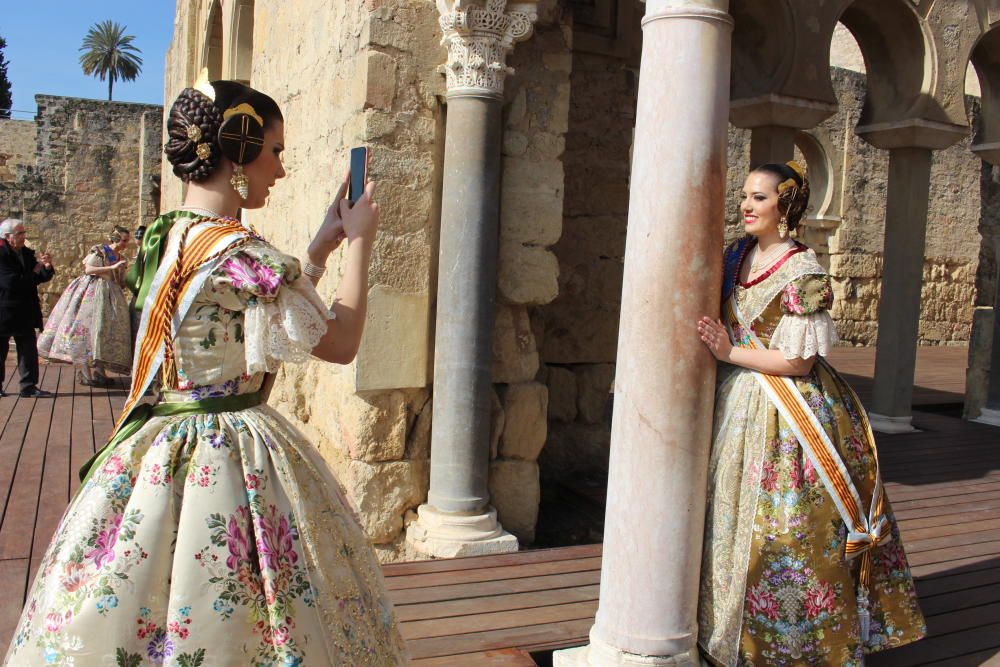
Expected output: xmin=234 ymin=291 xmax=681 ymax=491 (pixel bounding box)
xmin=348 ymin=147 xmax=368 ymax=204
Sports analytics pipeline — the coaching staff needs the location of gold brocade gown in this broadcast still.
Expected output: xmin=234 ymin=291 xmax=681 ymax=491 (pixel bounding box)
xmin=698 ymin=238 xmax=925 ymax=666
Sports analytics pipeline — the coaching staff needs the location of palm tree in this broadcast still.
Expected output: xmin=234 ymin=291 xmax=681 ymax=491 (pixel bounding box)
xmin=78 ymin=21 xmax=143 ymax=101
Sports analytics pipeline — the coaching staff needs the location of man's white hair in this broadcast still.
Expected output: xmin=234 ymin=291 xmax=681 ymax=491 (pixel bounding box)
xmin=0 ymin=218 xmax=23 ymax=237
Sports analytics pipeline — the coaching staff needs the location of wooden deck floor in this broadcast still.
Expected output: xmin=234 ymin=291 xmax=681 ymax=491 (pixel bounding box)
xmin=2 ymin=347 xmax=998 ymax=665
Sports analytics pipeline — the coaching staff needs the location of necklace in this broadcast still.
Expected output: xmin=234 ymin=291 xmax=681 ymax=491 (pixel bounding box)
xmin=749 ymin=241 xmax=794 ymax=273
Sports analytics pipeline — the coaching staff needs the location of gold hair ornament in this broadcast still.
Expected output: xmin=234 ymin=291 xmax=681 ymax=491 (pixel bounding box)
xmin=777 ymin=178 xmax=798 ymax=193
xmin=186 ymin=125 xmax=202 ymax=142
xmin=196 ymin=143 xmax=212 ymax=161
xmin=192 ymin=67 xmax=216 ymax=101
xmin=785 ymin=160 xmax=806 ymax=179
xmin=223 ymin=103 xmax=264 ymax=127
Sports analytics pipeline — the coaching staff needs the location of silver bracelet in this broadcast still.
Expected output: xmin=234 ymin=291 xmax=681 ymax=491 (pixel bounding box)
xmin=303 ymin=261 xmax=327 ymax=279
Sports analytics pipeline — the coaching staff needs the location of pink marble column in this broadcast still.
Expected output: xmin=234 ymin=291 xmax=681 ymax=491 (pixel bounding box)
xmin=555 ymin=1 xmax=732 ymax=664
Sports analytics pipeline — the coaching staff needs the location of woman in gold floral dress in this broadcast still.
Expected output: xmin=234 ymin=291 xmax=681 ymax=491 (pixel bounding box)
xmin=696 ymin=162 xmax=925 ymax=666
xmin=5 ymin=80 xmax=406 ymax=665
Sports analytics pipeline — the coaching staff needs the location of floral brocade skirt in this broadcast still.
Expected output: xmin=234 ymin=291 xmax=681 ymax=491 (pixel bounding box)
xmin=4 ymin=404 xmax=406 ymax=666
xmin=698 ymin=360 xmax=925 ymax=667
xmin=38 ymin=275 xmax=132 ymax=374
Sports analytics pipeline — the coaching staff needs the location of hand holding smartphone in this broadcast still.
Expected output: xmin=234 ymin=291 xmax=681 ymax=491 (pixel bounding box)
xmin=347 ymin=146 xmax=368 ymax=205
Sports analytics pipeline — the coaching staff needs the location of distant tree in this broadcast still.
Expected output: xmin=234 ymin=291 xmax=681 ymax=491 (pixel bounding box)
xmin=0 ymin=36 xmax=12 ymax=118
xmin=78 ymin=20 xmax=142 ymax=101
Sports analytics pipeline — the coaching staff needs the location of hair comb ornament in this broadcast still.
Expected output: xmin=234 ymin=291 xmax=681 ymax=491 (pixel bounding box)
xmin=785 ymin=160 xmax=806 ymax=180
xmin=192 ymin=67 xmax=216 ymax=101
xmin=218 ymin=102 xmax=265 ymax=200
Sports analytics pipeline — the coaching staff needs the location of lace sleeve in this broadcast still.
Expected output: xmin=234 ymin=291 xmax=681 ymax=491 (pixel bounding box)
xmin=768 ymin=311 xmax=839 ymax=360
xmin=243 ymin=275 xmax=334 ymax=373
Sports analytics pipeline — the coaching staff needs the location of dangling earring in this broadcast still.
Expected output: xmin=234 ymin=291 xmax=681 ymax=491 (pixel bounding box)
xmin=230 ymin=165 xmax=249 ymax=199
xmin=778 ymin=216 xmax=789 ymax=239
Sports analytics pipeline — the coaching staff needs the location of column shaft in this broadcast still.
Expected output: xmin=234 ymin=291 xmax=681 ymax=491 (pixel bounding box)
xmin=428 ymin=95 xmax=503 ymax=514
xmin=561 ymin=1 xmax=733 ymax=662
xmin=871 ymin=148 xmax=932 ymax=426
xmin=749 ymin=125 xmax=797 ymax=168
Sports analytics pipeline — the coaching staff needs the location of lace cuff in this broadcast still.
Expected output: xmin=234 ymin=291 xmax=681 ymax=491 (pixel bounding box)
xmin=244 ymin=275 xmax=334 ymax=373
xmin=768 ymin=311 xmax=838 ymax=360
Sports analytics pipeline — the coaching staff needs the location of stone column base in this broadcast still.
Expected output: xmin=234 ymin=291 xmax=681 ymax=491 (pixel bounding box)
xmin=972 ymin=407 xmax=1000 ymax=427
xmin=553 ymin=629 xmax=706 ymax=667
xmin=869 ymin=412 xmax=919 ymax=434
xmin=405 ymin=504 xmax=518 ymax=558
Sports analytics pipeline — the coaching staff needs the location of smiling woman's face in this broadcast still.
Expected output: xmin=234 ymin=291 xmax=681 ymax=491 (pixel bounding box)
xmin=739 ymin=171 xmax=782 ymax=238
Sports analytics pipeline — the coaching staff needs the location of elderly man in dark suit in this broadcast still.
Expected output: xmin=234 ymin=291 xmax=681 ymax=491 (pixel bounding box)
xmin=0 ymin=219 xmax=55 ymax=397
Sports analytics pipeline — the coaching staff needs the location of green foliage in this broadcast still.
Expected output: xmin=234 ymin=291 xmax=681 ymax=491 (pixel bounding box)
xmin=0 ymin=36 xmax=12 ymax=118
xmin=115 ymin=648 xmax=142 ymax=667
xmin=78 ymin=20 xmax=143 ymax=101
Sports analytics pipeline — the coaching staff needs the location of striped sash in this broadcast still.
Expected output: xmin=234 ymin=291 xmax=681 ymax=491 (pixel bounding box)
xmin=111 ymin=217 xmax=254 ymax=441
xmin=723 ymin=296 xmax=890 ymax=584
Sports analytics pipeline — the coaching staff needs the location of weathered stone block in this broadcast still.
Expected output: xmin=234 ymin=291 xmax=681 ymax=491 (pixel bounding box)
xmin=500 ymin=158 xmax=564 ymax=247
xmin=546 ymin=365 xmax=578 ymax=422
xmin=340 ymin=390 xmax=407 ymax=462
xmin=498 ymin=242 xmax=560 ymax=305
xmin=364 ymin=51 xmax=398 ymax=111
xmin=488 ymin=459 xmax=540 ymax=544
xmin=576 ymin=364 xmax=615 ymax=424
xmin=499 ymin=382 xmax=548 ymax=461
xmin=492 ymin=304 xmax=540 ymax=384
xmin=347 ymin=459 xmax=429 ymax=543
xmin=355 ymin=286 xmax=430 ymax=391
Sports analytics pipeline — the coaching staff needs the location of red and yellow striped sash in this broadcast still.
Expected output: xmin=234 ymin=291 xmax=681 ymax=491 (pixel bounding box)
xmin=112 ymin=219 xmax=253 ymax=438
xmin=723 ymin=297 xmax=890 ymax=582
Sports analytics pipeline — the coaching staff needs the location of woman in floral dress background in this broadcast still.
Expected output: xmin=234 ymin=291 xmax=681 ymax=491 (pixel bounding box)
xmin=5 ymin=79 xmax=406 ymax=665
xmin=38 ymin=226 xmax=132 ymax=387
xmin=696 ymin=162 xmax=925 ymax=666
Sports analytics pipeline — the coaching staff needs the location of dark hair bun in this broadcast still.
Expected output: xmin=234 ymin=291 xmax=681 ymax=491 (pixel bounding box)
xmin=164 ymin=88 xmax=224 ymax=182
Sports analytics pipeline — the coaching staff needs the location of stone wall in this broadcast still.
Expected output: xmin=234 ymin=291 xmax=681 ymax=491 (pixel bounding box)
xmin=0 ymin=119 xmax=37 ymax=182
xmin=0 ymin=96 xmax=162 ymax=312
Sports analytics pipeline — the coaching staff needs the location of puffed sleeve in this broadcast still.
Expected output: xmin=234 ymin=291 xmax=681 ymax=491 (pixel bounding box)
xmin=83 ymin=246 xmax=105 ymax=268
xmin=768 ymin=273 xmax=839 ymax=360
xmin=210 ymin=241 xmax=333 ymax=373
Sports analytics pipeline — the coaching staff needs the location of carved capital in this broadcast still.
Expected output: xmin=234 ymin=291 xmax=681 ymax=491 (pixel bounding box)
xmin=437 ymin=0 xmax=538 ymax=97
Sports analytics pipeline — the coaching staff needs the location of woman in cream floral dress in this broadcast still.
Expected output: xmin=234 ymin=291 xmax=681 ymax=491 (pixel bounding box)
xmin=5 ymin=80 xmax=406 ymax=665
xmin=696 ymin=162 xmax=925 ymax=666
xmin=37 ymin=226 xmax=132 ymax=387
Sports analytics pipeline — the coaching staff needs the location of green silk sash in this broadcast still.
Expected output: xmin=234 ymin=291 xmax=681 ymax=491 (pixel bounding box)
xmin=126 ymin=210 xmax=202 ymax=314
xmin=78 ymin=392 xmax=262 ymax=486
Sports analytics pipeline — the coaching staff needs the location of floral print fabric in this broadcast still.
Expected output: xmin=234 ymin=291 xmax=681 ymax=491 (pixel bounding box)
xmin=698 ymin=239 xmax=925 ymax=666
xmin=6 ymin=223 xmax=405 ymax=666
xmin=38 ymin=245 xmax=132 ymax=374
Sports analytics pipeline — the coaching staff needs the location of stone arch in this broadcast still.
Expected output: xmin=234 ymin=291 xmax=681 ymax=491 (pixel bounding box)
xmin=837 ymin=0 xmax=931 ymax=128
xmin=224 ymin=0 xmax=255 ymax=83
xmin=795 ymin=131 xmax=837 ymax=224
xmin=729 ymin=0 xmax=795 ymax=101
xmin=969 ymin=24 xmax=1000 ymax=158
xmin=204 ymin=0 xmax=223 ymax=81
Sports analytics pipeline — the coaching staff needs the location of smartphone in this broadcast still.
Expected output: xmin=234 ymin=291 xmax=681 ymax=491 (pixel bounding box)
xmin=348 ymin=146 xmax=368 ymax=204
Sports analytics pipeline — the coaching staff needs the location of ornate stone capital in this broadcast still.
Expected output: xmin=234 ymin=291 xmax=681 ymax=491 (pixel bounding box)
xmin=436 ymin=0 xmax=538 ymax=97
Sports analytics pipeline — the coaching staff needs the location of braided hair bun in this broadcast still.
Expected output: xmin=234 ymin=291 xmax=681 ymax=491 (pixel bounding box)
xmin=752 ymin=161 xmax=811 ymax=229
xmin=164 ymin=88 xmax=224 ymax=182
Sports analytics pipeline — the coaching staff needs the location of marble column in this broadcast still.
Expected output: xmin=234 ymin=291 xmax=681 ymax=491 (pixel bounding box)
xmin=555 ymin=1 xmax=732 ymax=664
xmin=406 ymin=0 xmax=536 ymax=558
xmin=869 ymin=147 xmax=933 ymax=433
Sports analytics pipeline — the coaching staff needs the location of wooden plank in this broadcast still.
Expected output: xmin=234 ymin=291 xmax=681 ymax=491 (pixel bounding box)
xmin=90 ymin=377 xmax=116 ymax=452
xmin=0 ymin=366 xmax=54 ymax=559
xmin=401 ymin=600 xmax=597 ymax=641
xmin=893 ymin=508 xmax=1000 ymax=533
xmin=899 ymin=516 xmax=1000 ymax=542
xmin=893 ymin=498 xmax=1000 ymax=523
xmin=0 ymin=558 xmax=29 ymax=656
xmin=0 ymin=382 xmax=38 ymax=523
xmin=912 ymin=553 xmax=1000 ymax=579
xmin=395 ymin=584 xmax=600 ymax=623
xmin=68 ymin=371 xmax=93 ymax=498
xmin=390 ymin=570 xmax=602 ymax=607
xmin=411 ymin=648 xmax=538 ymax=666
xmin=917 ymin=566 xmax=1000 ymax=597
xmin=887 ymin=478 xmax=1000 ymax=503
xmin=868 ymin=621 xmax=1000 ymax=667
xmin=385 ymin=556 xmax=602 ymax=591
xmin=904 ymin=527 xmax=1000 ymax=554
xmin=906 ymin=539 xmax=1000 ymax=567
xmin=404 ymin=617 xmax=591 ymax=659
xmin=29 ymin=365 xmax=73 ymax=581
xmin=922 ymin=648 xmax=1000 ymax=666
xmin=383 ymin=543 xmax=600 ymax=578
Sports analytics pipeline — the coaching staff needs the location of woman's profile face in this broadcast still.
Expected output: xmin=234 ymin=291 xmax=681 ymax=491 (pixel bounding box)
xmin=242 ymin=121 xmax=287 ymax=209
xmin=115 ymin=235 xmax=130 ymax=253
xmin=740 ymin=171 xmax=782 ymax=238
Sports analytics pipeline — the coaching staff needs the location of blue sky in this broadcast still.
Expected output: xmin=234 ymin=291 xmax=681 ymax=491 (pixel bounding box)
xmin=2 ymin=1 xmax=176 ymax=118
